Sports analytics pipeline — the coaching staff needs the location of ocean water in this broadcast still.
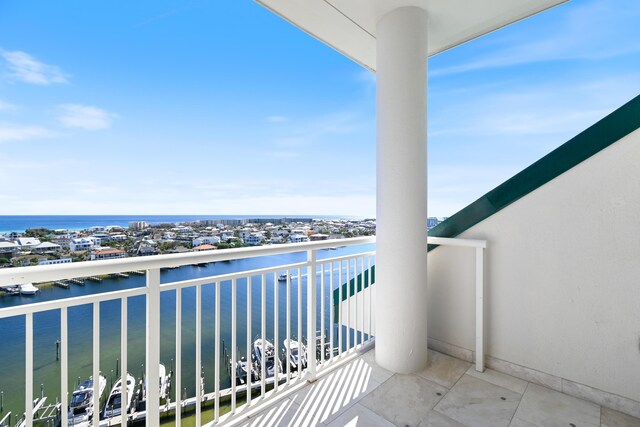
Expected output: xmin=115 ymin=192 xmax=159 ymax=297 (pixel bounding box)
xmin=0 ymin=215 xmax=352 ymax=233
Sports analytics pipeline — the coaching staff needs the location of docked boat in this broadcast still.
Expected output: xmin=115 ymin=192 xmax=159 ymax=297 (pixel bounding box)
xmin=283 ymin=338 xmax=307 ymax=371
xmin=19 ymin=283 xmax=39 ymax=295
xmin=316 ymin=332 xmax=338 ymax=361
xmin=68 ymin=374 xmax=107 ymax=426
xmin=253 ymin=339 xmax=282 ymax=379
xmin=278 ymin=273 xmax=288 ymax=282
xmin=233 ymin=355 xmax=258 ymax=385
xmin=103 ymin=373 xmax=135 ymax=419
xmin=134 ymin=364 xmax=170 ymax=411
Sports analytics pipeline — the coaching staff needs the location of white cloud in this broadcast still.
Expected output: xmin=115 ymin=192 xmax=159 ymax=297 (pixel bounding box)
xmin=266 ymin=115 xmax=288 ymax=123
xmin=1 ymin=50 xmax=69 ymax=85
xmin=0 ymin=124 xmax=56 ymax=143
xmin=57 ymin=104 xmax=116 ymax=130
xmin=0 ymin=100 xmax=17 ymax=111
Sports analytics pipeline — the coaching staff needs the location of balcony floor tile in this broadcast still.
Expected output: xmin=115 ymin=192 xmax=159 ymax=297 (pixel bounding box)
xmin=434 ymin=374 xmax=521 ymax=427
xmin=233 ymin=348 xmax=640 ymax=427
xmin=418 ymin=350 xmax=472 ymax=389
xmin=360 ymin=373 xmax=448 ymax=427
xmin=601 ymin=407 xmax=640 ymax=427
xmin=512 ymin=383 xmax=600 ymax=427
xmin=323 ymin=403 xmax=396 ymax=427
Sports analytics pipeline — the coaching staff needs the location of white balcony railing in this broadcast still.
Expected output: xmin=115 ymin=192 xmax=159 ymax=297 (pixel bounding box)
xmin=0 ymin=235 xmax=485 ymax=427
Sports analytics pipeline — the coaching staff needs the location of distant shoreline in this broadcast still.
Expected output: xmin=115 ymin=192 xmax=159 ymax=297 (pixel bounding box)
xmin=0 ymin=214 xmax=365 ymax=234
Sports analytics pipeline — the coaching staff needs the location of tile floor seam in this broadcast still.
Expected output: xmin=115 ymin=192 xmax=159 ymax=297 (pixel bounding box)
xmin=507 ymin=380 xmax=531 ymax=427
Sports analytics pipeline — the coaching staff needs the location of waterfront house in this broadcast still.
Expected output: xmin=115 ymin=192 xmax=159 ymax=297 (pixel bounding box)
xmin=289 ymin=233 xmax=310 ymax=243
xmin=193 ymin=244 xmax=216 ymax=252
xmin=31 ymin=242 xmax=62 ymax=254
xmin=39 ymin=258 xmax=72 ymax=266
xmin=70 ymin=237 xmax=100 ymax=252
xmin=16 ymin=237 xmax=41 ymax=250
xmin=193 ymin=236 xmax=222 ymax=247
xmin=0 ymin=242 xmax=18 ymax=259
xmin=242 ymin=233 xmax=265 ymax=246
xmin=90 ymin=248 xmax=126 ymax=261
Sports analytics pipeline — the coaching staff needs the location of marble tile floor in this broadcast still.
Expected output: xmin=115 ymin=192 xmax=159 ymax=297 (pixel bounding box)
xmin=229 ymin=348 xmax=640 ymax=427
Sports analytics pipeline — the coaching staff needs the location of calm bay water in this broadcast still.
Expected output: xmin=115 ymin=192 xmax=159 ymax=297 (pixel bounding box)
xmin=0 ymin=245 xmax=371 ymax=423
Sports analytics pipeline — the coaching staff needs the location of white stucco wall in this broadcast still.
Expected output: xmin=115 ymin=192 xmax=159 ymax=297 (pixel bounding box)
xmin=427 ymin=127 xmax=640 ymax=402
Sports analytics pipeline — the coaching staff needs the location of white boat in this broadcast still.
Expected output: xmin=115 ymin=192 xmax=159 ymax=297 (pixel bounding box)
xmin=253 ymin=338 xmax=282 ymax=379
xmin=232 ymin=355 xmax=258 ymax=385
xmin=103 ymin=373 xmax=135 ymax=419
xmin=68 ymin=374 xmax=107 ymax=426
xmin=278 ymin=273 xmax=288 ymax=282
xmin=135 ymin=364 xmax=169 ymax=410
xmin=19 ymin=283 xmax=39 ymax=295
xmin=283 ymin=338 xmax=307 ymax=371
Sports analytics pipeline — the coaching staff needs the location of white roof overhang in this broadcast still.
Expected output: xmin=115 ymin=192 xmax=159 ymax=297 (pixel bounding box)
xmin=256 ymin=0 xmax=569 ymax=71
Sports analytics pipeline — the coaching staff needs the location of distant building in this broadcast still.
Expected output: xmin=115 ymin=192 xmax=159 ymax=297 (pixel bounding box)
xmin=31 ymin=242 xmax=62 ymax=254
xmin=309 ymin=233 xmax=329 ymax=241
xmin=70 ymin=237 xmax=100 ymax=252
xmin=39 ymin=258 xmax=72 ymax=266
xmin=193 ymin=244 xmax=216 ymax=252
xmin=91 ymin=248 xmax=126 ymax=261
xmin=289 ymin=234 xmax=310 ymax=243
xmin=193 ymin=236 xmax=221 ymax=247
xmin=128 ymin=221 xmax=149 ymax=231
xmin=243 ymin=233 xmax=264 ymax=246
xmin=0 ymin=242 xmax=18 ymax=259
xmin=16 ymin=237 xmax=41 ymax=250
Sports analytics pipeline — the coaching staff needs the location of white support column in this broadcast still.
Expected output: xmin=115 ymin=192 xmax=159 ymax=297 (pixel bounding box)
xmin=375 ymin=6 xmax=429 ymax=374
xmin=146 ymin=268 xmax=161 ymax=426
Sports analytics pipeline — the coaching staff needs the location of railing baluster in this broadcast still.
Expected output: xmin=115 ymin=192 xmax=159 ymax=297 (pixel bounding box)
xmin=60 ymin=307 xmax=68 ymax=427
xmin=273 ymin=271 xmax=279 ymax=392
xmin=261 ymin=274 xmax=267 ymax=397
xmin=320 ymin=261 xmax=325 ymax=365
xmin=338 ymin=260 xmax=343 ymax=356
xmin=286 ymin=270 xmax=291 ymax=384
xmin=231 ymin=278 xmax=237 ymax=413
xmin=146 ymin=268 xmax=161 ymax=427
xmin=306 ymin=249 xmax=317 ymax=381
xmin=25 ymin=313 xmax=33 ymax=427
xmin=367 ymin=256 xmax=373 ymax=341
xmin=195 ymin=284 xmax=202 ymax=426
xmin=353 ymin=257 xmax=360 ymax=348
xmin=297 ymin=266 xmax=302 ymax=378
xmin=247 ymin=276 xmax=252 ymax=407
xmin=175 ymin=289 xmax=181 ymax=427
xmin=329 ymin=261 xmax=334 ymax=362
xmin=346 ymin=258 xmax=351 ymax=351
xmin=121 ymin=297 xmax=128 ymax=427
xmin=214 ymin=281 xmax=221 ymax=423
xmin=360 ymin=255 xmax=365 ymax=346
xmin=93 ymin=302 xmax=100 ymax=427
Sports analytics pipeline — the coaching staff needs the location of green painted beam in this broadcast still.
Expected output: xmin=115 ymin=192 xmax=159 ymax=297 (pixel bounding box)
xmin=428 ymin=93 xmax=640 ymax=248
xmin=332 ymin=266 xmax=375 ymax=321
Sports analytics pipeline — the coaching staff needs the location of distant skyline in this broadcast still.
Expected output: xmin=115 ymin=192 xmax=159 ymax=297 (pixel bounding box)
xmin=0 ymin=0 xmax=639 ymax=217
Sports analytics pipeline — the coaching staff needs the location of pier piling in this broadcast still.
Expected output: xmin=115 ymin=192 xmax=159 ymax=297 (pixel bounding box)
xmin=55 ymin=340 xmax=60 ymax=361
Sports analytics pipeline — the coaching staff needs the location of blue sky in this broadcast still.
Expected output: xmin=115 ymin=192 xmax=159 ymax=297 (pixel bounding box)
xmin=0 ymin=0 xmax=639 ymax=217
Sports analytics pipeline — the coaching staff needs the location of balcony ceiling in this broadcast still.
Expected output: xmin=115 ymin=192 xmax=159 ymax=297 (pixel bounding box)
xmin=256 ymin=0 xmax=568 ymax=71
